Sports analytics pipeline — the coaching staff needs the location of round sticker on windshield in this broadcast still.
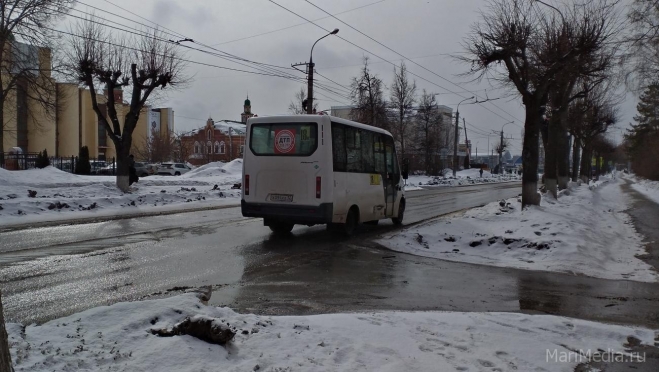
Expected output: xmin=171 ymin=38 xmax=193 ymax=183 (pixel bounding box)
xmin=275 ymin=129 xmax=296 ymax=153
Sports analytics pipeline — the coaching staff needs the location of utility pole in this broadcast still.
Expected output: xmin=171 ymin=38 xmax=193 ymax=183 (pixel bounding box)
xmin=293 ymin=29 xmax=339 ymax=115
xmin=499 ymin=128 xmax=504 ymax=173
xmin=229 ymin=127 xmax=233 ymax=161
xmin=463 ymin=118 xmax=469 ymax=169
xmin=307 ymin=61 xmax=315 ymax=114
xmin=453 ymin=111 xmax=460 ymax=177
xmin=453 ymin=97 xmax=474 ymax=177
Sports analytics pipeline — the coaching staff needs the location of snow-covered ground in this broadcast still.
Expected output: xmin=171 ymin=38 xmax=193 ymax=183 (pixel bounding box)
xmin=0 ymin=160 xmax=243 ymax=227
xmin=378 ymin=177 xmax=658 ymax=283
xmin=408 ymin=168 xmax=521 ymax=187
xmin=7 ymin=293 xmax=656 ymax=372
xmin=626 ymin=174 xmax=659 ymax=205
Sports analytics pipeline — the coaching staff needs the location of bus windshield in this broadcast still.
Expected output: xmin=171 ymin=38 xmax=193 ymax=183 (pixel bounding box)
xmin=249 ymin=123 xmax=318 ymax=156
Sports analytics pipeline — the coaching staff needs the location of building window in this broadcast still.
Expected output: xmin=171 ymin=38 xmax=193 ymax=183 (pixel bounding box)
xmin=194 ymin=141 xmax=200 ymax=154
xmin=207 ymin=130 xmax=212 ymax=140
xmin=207 ymin=141 xmax=212 ymax=154
xmin=239 ymin=145 xmax=244 ymax=155
xmin=214 ymin=141 xmax=220 ymax=154
xmin=219 ymin=141 xmax=226 ymax=154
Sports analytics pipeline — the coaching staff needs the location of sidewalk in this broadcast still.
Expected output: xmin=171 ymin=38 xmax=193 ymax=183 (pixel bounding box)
xmin=621 ymin=179 xmax=659 ymax=274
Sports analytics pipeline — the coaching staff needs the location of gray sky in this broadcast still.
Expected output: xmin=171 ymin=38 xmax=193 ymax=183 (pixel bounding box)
xmin=77 ymin=0 xmax=637 ymax=155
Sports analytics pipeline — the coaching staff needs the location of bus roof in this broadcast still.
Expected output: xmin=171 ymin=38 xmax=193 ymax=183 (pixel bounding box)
xmin=246 ymin=115 xmax=394 ymax=138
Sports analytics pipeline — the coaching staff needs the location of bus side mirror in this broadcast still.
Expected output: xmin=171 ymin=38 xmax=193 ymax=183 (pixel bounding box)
xmin=402 ymin=158 xmax=409 ymax=180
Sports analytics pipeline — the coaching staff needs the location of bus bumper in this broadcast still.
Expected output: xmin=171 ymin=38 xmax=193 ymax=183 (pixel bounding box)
xmin=241 ymin=200 xmax=333 ymax=225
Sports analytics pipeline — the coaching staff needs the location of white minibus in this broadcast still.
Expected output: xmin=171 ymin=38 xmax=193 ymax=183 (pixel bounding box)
xmin=241 ymin=115 xmax=408 ymax=235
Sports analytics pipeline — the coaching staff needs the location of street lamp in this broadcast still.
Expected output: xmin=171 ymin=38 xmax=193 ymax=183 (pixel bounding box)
xmin=453 ymin=96 xmax=475 ymax=177
xmin=307 ymin=28 xmax=339 ymax=114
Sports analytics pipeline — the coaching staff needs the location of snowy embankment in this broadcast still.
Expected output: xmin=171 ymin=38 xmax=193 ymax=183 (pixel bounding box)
xmin=379 ymin=177 xmax=658 ymax=283
xmin=626 ymin=174 xmax=659 ymax=205
xmin=408 ymin=168 xmax=521 ymax=187
xmin=0 ymin=160 xmax=243 ymax=227
xmin=8 ymin=293 xmax=656 ymax=372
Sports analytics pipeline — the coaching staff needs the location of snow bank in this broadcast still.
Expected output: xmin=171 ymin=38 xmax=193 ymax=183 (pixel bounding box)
xmin=378 ymin=178 xmax=658 ymax=283
xmin=182 ymin=159 xmax=243 ymax=181
xmin=8 ymin=294 xmax=655 ymax=372
xmin=0 ymin=164 xmax=243 ymax=227
xmin=408 ymin=168 xmax=520 ymax=187
xmin=627 ymin=174 xmax=659 ymax=205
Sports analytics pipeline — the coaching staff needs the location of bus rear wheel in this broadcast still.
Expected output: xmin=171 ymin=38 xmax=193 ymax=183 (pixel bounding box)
xmin=342 ymin=208 xmax=358 ymax=236
xmin=392 ymin=199 xmax=405 ymax=226
xmin=269 ymin=222 xmax=294 ymax=234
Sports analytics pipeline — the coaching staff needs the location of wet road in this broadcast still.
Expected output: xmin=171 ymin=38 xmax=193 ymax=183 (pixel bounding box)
xmin=1 ymin=181 xmax=659 ymax=329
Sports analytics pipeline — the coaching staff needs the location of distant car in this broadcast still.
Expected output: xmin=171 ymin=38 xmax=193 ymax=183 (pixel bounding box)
xmin=90 ymin=161 xmax=107 ymax=174
xmin=157 ymin=162 xmax=192 ymax=176
xmin=134 ymin=162 xmax=152 ymax=177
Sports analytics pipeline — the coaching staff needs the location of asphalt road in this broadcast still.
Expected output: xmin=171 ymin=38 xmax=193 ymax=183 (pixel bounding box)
xmin=2 ymin=181 xmax=659 ymax=330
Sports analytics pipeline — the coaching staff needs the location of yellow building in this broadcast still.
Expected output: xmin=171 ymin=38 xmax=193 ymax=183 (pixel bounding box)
xmin=1 ymin=43 xmax=175 ymax=162
xmin=54 ymin=85 xmax=174 ymax=160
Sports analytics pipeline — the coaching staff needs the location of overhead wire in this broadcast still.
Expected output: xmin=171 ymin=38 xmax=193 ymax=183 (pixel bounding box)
xmin=300 ymin=0 xmax=524 ymax=125
xmin=209 ymin=0 xmax=387 ymax=47
xmin=53 ymin=6 xmax=355 ymax=102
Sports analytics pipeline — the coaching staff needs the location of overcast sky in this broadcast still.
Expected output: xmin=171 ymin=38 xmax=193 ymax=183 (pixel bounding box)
xmin=76 ymin=0 xmax=637 ymax=155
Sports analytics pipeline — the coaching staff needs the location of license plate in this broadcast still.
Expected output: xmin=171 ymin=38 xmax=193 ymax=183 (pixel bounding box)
xmin=269 ymin=194 xmax=293 ymax=202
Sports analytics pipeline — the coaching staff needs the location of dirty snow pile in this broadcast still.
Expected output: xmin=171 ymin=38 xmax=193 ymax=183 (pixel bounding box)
xmin=379 ymin=177 xmax=658 ymax=283
xmin=7 ymin=293 xmax=656 ymax=372
xmin=0 ymin=160 xmax=243 ymax=227
xmin=625 ymin=174 xmax=659 ymax=205
xmin=408 ymin=168 xmax=521 ymax=187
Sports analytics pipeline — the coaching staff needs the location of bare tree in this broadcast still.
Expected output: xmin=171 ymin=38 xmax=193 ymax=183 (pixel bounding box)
xmin=389 ymin=62 xmax=416 ymax=158
xmin=134 ymin=129 xmax=175 ymax=163
xmin=0 ymin=0 xmax=75 ymax=156
xmin=415 ymin=90 xmax=441 ymax=175
xmin=627 ymin=0 xmax=659 ymax=92
xmin=461 ymin=0 xmax=621 ymax=206
xmin=349 ymin=57 xmax=388 ymax=129
xmin=288 ymin=86 xmax=317 ymax=114
xmin=172 ymin=131 xmax=194 ymax=163
xmin=569 ymin=87 xmax=618 ymax=182
xmin=541 ymin=1 xmax=623 ymax=197
xmin=67 ymin=17 xmax=187 ymax=191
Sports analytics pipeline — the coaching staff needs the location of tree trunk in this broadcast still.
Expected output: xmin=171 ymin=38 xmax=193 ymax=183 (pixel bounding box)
xmin=580 ymin=144 xmax=591 ymax=183
xmin=0 ymin=291 xmax=14 ymax=372
xmin=522 ymin=103 xmax=541 ymax=207
xmin=545 ymin=114 xmax=559 ymax=198
xmin=115 ymin=144 xmax=130 ymax=192
xmin=556 ymin=111 xmax=570 ymax=190
xmin=595 ymin=153 xmax=601 ymax=181
xmin=571 ymin=137 xmax=581 ymax=182
xmin=0 ymin=103 xmax=4 ymax=156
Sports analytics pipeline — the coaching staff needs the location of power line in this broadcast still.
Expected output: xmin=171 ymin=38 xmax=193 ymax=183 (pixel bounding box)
xmin=300 ymin=0 xmax=524 ymax=125
xmin=52 ymin=10 xmax=355 ymax=102
xmin=209 ymin=0 xmax=387 ymax=47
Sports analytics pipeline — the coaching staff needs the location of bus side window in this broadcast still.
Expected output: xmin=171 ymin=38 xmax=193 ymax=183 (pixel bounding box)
xmin=345 ymin=126 xmax=363 ymax=172
xmin=332 ymin=123 xmax=347 ymax=171
xmin=361 ymin=130 xmax=375 ymax=173
xmin=374 ymin=134 xmax=386 ymax=174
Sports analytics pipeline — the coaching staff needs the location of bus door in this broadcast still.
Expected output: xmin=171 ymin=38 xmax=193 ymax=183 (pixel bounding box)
xmin=384 ymin=137 xmax=399 ymax=217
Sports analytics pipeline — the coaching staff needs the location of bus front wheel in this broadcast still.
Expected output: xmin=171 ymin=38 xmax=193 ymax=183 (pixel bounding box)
xmin=269 ymin=222 xmax=294 ymax=234
xmin=392 ymin=199 xmax=405 ymax=226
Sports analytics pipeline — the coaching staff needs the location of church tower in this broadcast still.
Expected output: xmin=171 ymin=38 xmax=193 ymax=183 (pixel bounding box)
xmin=241 ymin=95 xmax=255 ymax=123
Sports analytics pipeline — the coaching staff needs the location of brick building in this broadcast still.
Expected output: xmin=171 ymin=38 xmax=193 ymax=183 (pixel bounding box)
xmin=183 ymin=118 xmax=246 ymax=166
xmin=181 ymin=96 xmax=257 ymax=166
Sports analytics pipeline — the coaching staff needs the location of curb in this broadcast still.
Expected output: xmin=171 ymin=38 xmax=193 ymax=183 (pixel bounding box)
xmin=0 ymin=203 xmax=241 ymax=233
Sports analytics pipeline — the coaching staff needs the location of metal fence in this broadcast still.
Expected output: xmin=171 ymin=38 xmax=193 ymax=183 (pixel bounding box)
xmin=1 ymin=152 xmax=115 ymax=175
